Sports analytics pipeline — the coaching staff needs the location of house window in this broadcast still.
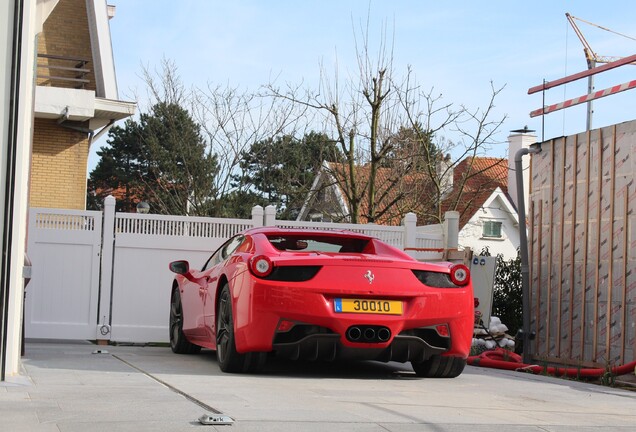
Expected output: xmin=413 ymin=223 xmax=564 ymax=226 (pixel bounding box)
xmin=482 ymin=221 xmax=502 ymax=238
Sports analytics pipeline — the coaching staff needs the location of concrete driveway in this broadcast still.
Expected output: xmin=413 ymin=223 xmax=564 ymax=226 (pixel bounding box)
xmin=1 ymin=341 xmax=635 ymax=431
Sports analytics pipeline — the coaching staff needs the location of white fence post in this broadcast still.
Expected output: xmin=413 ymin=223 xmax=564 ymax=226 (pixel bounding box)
xmin=264 ymin=205 xmax=276 ymax=226
xmin=403 ymin=212 xmax=417 ymax=250
xmin=97 ymin=195 xmax=116 ymax=341
xmin=443 ymin=211 xmax=459 ymax=249
xmin=251 ymin=205 xmax=264 ymax=228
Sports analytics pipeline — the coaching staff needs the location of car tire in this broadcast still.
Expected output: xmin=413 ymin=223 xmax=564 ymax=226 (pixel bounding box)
xmin=169 ymin=288 xmax=201 ymax=354
xmin=216 ymin=284 xmax=266 ymax=373
xmin=412 ymin=355 xmax=466 ymax=378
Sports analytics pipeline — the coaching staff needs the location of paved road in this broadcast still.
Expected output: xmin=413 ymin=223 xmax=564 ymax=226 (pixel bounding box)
xmin=1 ymin=341 xmax=635 ymax=431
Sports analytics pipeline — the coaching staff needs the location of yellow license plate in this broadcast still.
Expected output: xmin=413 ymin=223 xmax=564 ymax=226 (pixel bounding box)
xmin=334 ymin=298 xmax=403 ymax=315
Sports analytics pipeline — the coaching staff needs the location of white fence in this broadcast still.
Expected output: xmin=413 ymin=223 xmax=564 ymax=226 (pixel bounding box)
xmin=107 ymin=202 xmax=262 ymax=342
xmin=25 ymin=197 xmax=455 ymax=343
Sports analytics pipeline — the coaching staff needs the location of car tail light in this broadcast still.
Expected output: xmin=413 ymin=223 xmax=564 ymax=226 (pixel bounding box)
xmin=250 ymin=255 xmax=273 ymax=277
xmin=449 ymin=264 xmax=470 ymax=286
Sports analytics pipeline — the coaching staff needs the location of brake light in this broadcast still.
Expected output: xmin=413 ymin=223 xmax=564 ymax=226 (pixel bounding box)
xmin=250 ymin=255 xmax=273 ymax=277
xmin=276 ymin=319 xmax=296 ymax=332
xmin=435 ymin=324 xmax=450 ymax=337
xmin=449 ymin=264 xmax=470 ymax=286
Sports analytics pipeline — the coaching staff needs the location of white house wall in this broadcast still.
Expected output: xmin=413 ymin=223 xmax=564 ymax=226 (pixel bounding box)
xmin=457 ymin=193 xmax=520 ymax=260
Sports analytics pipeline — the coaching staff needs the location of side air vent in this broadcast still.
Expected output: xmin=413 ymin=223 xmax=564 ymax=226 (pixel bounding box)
xmin=411 ymin=270 xmax=461 ymax=288
xmin=263 ymin=266 xmax=321 ymax=282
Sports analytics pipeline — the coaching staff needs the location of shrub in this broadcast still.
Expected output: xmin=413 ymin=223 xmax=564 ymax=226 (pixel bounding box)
xmin=480 ymin=247 xmax=522 ymax=334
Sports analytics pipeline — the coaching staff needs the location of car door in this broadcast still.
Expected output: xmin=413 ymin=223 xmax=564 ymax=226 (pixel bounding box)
xmin=179 ymin=243 xmax=226 ymax=345
xmin=202 ymin=235 xmax=245 ymax=343
xmin=178 ymin=269 xmax=207 ymax=341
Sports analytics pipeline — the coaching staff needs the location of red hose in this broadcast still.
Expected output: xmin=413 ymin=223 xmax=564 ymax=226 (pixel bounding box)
xmin=467 ymin=348 xmax=636 ymax=378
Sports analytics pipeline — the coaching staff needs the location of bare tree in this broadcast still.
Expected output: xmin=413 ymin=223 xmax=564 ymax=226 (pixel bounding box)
xmin=397 ymin=79 xmax=508 ymax=223
xmin=268 ymin=18 xmax=508 ymax=225
xmin=125 ymin=31 xmax=509 ymax=224
xmin=192 ymin=85 xmax=298 ymax=207
xmin=137 ymin=59 xmax=311 ymax=216
xmin=267 ymin=18 xmax=402 ymax=223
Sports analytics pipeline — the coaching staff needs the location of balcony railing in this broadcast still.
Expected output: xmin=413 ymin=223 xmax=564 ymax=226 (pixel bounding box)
xmin=36 ymin=53 xmax=91 ymax=89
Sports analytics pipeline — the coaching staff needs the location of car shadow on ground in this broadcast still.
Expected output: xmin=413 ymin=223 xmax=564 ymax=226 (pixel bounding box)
xmin=197 ymin=349 xmax=423 ymax=380
xmin=22 ymin=341 xmax=420 ymax=381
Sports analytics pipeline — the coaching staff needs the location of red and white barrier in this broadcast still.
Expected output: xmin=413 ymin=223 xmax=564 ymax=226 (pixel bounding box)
xmin=530 ymin=79 xmax=636 ymax=117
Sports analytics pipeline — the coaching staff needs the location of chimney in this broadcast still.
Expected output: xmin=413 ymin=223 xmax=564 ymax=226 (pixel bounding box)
xmin=507 ymin=128 xmax=537 ymax=212
xmin=437 ymin=153 xmax=453 ymax=199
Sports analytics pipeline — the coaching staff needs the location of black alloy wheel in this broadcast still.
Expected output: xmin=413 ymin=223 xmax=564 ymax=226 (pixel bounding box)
xmin=169 ymin=288 xmax=201 ymax=354
xmin=216 ymin=284 xmax=266 ymax=373
xmin=412 ymin=355 xmax=466 ymax=378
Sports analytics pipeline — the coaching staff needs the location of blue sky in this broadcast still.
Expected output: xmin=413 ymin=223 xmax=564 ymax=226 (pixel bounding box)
xmin=90 ymin=0 xmax=636 ymax=172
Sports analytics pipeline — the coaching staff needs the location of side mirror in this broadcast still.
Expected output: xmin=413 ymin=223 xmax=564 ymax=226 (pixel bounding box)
xmin=169 ymin=260 xmax=190 ymax=275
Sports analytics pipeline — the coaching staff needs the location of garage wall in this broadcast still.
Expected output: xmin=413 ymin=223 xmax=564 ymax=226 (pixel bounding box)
xmin=529 ymin=119 xmax=636 ymax=367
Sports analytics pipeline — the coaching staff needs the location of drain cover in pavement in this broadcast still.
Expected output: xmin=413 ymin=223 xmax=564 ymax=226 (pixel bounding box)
xmin=198 ymin=414 xmax=234 ymax=425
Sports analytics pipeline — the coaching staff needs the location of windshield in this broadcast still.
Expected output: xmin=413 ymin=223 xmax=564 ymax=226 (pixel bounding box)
xmin=267 ymin=234 xmax=370 ymax=253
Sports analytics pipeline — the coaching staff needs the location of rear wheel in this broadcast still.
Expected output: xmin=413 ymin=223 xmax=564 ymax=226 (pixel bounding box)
xmin=169 ymin=288 xmax=201 ymax=354
xmin=216 ymin=285 xmax=266 ymax=373
xmin=412 ymin=355 xmax=466 ymax=378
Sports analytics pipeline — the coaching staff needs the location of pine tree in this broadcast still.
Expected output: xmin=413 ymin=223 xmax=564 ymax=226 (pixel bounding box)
xmin=88 ymin=102 xmax=218 ymax=216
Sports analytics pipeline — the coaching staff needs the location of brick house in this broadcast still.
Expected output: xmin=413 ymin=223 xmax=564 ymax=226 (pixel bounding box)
xmin=297 ymin=161 xmax=436 ymax=226
xmin=31 ymin=0 xmax=135 ymax=209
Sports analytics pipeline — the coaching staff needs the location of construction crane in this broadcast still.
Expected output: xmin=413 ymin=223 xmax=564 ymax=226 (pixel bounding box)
xmin=565 ymin=13 xmax=636 ymax=130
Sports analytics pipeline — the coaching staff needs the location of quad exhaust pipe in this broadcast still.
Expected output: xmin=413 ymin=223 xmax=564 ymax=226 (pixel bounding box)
xmin=347 ymin=326 xmax=362 ymax=341
xmin=346 ymin=325 xmax=391 ymax=343
xmin=377 ymin=327 xmax=391 ymax=342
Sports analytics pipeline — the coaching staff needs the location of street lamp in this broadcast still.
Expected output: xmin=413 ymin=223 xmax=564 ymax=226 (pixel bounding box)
xmin=136 ymin=201 xmax=150 ymax=214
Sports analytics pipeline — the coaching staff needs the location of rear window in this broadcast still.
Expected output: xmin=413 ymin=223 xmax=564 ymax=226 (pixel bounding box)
xmin=267 ymin=234 xmax=370 ymax=253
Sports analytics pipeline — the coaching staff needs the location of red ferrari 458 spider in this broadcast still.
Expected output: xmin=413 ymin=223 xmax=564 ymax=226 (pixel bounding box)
xmin=168 ymin=227 xmax=473 ymax=377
